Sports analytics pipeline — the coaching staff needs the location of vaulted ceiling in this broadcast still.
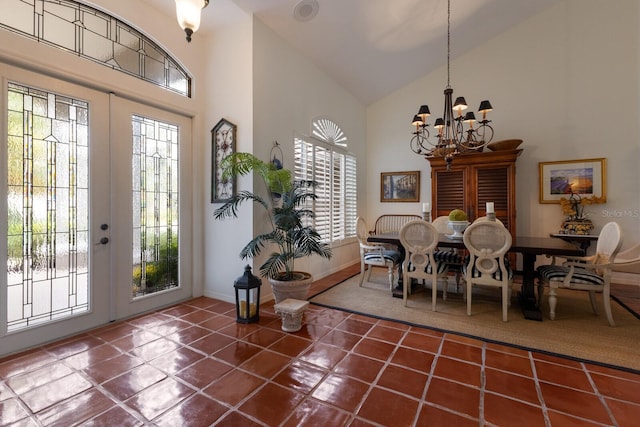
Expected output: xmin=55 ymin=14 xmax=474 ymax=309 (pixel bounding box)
xmin=146 ymin=0 xmax=563 ymax=105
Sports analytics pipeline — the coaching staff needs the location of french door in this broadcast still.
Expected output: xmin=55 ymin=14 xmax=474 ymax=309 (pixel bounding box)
xmin=1 ymin=64 xmax=192 ymax=356
xmin=109 ymin=96 xmax=192 ymax=320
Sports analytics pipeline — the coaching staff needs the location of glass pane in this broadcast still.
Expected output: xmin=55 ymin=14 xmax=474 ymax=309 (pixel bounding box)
xmin=0 ymin=0 xmax=33 ymax=34
xmin=131 ymin=115 xmax=179 ymax=298
xmin=43 ymin=10 xmax=76 ymax=52
xmin=113 ymin=43 xmax=140 ymax=76
xmin=6 ymin=83 xmax=90 ymax=332
xmin=83 ymin=29 xmax=115 ymax=64
xmin=144 ymin=56 xmax=165 ymax=86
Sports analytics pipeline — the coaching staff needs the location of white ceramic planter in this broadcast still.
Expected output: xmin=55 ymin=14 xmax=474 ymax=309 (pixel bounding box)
xmin=269 ymin=272 xmax=313 ymax=304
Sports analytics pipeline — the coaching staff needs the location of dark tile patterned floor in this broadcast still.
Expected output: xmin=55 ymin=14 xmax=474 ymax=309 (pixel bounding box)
xmin=1 ymin=267 xmax=639 ymax=426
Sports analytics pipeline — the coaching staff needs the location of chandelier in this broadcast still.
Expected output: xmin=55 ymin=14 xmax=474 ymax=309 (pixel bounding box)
xmin=175 ymin=0 xmax=209 ymax=42
xmin=410 ymin=0 xmax=494 ymax=167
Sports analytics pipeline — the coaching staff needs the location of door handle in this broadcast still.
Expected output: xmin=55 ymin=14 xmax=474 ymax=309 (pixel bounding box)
xmin=96 ymin=237 xmax=109 ymax=245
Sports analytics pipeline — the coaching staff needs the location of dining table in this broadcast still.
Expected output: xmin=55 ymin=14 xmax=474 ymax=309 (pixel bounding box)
xmin=368 ymin=232 xmax=585 ymax=321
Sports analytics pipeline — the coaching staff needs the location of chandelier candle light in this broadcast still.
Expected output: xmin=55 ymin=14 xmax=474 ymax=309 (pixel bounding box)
xmin=410 ymin=0 xmax=495 ymax=169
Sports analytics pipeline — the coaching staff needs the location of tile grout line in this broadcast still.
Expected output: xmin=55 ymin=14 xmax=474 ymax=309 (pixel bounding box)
xmin=528 ymin=350 xmax=553 ymax=427
xmin=479 ymin=343 xmax=486 ymax=426
xmin=582 ymin=361 xmax=619 ymax=427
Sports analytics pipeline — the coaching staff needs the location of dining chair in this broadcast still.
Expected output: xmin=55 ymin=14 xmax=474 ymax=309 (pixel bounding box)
xmin=537 ymin=222 xmax=623 ymax=326
xmin=472 ymin=216 xmax=504 ymax=225
xmin=431 ymin=215 xmax=451 ymax=234
xmin=399 ymin=220 xmax=449 ymax=310
xmin=432 ymin=215 xmax=463 ymax=296
xmin=612 ymin=242 xmax=640 ymax=274
xmin=356 ymin=216 xmax=402 ymax=290
xmin=462 ymin=220 xmax=513 ymax=322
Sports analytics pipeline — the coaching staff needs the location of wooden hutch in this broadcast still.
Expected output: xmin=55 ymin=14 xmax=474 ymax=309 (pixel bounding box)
xmin=428 ymin=149 xmax=522 ymax=237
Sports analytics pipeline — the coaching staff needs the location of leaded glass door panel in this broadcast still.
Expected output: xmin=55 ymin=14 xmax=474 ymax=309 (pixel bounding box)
xmin=110 ymin=96 xmax=192 ymax=319
xmin=1 ymin=64 xmax=111 ymax=355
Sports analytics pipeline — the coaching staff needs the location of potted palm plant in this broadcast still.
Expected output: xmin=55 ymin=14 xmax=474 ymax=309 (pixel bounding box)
xmin=213 ymin=152 xmax=332 ymax=303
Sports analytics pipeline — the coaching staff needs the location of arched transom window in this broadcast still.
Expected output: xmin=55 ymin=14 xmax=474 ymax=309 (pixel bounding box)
xmin=0 ymin=0 xmax=191 ymax=97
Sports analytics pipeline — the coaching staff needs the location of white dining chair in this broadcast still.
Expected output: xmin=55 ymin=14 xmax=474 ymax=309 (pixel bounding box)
xmin=431 ymin=215 xmax=451 ymax=235
xmin=356 ymin=217 xmax=401 ymax=289
xmin=472 ymin=216 xmax=504 ymax=226
xmin=462 ymin=220 xmax=513 ymax=322
xmin=399 ymin=220 xmax=448 ymax=310
xmin=612 ymin=242 xmax=640 ymax=274
xmin=537 ymin=222 xmax=623 ymax=326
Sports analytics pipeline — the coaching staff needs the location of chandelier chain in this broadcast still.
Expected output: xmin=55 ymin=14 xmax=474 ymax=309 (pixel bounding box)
xmin=409 ymin=0 xmax=495 ymax=164
xmin=447 ymin=0 xmax=451 ymax=89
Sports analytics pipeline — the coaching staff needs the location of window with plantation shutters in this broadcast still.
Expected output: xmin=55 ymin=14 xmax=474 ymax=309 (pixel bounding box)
xmin=294 ymin=119 xmax=357 ymax=244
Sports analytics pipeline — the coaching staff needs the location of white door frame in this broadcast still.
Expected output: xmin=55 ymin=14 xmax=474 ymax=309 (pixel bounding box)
xmin=0 ymin=64 xmax=111 ymax=355
xmin=0 ymin=66 xmax=195 ymax=357
xmin=109 ymin=95 xmax=193 ymax=320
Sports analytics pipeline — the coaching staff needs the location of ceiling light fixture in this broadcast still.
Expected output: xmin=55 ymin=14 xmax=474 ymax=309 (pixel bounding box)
xmin=175 ymin=0 xmax=209 ymax=42
xmin=410 ymin=0 xmax=494 ymax=169
xmin=293 ymin=0 xmax=319 ymax=22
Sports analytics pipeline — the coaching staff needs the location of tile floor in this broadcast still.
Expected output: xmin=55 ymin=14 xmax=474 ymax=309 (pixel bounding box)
xmin=1 ymin=269 xmax=640 ymax=426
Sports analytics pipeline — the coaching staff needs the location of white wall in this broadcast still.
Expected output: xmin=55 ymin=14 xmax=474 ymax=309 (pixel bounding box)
xmin=203 ymin=16 xmax=366 ymax=303
xmin=367 ymin=0 xmax=640 ymax=258
xmin=201 ymin=4 xmax=256 ymax=302
xmin=251 ymin=18 xmax=366 ymax=290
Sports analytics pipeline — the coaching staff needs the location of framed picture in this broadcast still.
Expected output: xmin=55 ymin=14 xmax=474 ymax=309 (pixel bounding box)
xmin=539 ymin=158 xmax=606 ymax=203
xmin=211 ymin=118 xmax=237 ymax=203
xmin=381 ymin=171 xmax=420 ymax=202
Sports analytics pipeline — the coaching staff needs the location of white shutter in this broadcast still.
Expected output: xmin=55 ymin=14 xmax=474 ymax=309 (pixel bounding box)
xmin=314 ymin=145 xmax=331 ymax=242
xmin=345 ymin=154 xmax=357 ymax=238
xmin=294 ymin=138 xmax=313 ymax=181
xmin=294 ymin=138 xmax=314 ymax=228
xmin=331 ymin=152 xmax=345 ymax=241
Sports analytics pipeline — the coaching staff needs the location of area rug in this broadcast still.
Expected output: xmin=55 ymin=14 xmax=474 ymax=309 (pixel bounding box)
xmin=309 ymin=269 xmax=640 ymax=372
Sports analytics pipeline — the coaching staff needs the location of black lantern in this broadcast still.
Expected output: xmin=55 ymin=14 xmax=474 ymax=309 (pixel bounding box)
xmin=234 ymin=265 xmax=261 ymax=323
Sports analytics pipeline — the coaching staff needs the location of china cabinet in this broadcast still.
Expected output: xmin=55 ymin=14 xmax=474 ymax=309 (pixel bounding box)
xmin=428 ymin=149 xmax=522 ymax=237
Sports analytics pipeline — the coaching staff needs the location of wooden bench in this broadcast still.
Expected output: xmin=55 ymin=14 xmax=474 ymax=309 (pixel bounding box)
xmin=370 ymin=214 xmax=422 ymax=235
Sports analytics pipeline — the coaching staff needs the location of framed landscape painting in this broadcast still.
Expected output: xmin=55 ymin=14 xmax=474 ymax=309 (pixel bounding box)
xmin=381 ymin=171 xmax=420 ymax=202
xmin=539 ymin=158 xmax=606 ymax=203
